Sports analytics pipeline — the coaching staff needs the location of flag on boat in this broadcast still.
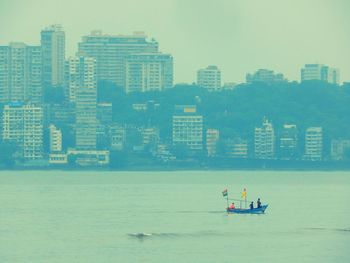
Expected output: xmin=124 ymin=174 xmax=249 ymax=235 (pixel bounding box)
xmin=222 ymin=189 xmax=228 ymax=197
xmin=242 ymin=188 xmax=247 ymax=199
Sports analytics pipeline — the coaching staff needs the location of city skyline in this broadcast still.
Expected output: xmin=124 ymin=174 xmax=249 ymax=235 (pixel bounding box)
xmin=1 ymin=0 xmax=349 ymax=84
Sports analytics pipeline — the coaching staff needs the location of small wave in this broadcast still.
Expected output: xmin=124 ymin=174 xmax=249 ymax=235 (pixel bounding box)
xmin=302 ymin=227 xmax=350 ymax=233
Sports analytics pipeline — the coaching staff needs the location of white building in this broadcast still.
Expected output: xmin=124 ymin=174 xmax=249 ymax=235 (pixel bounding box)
xmin=78 ymin=31 xmax=158 ymax=87
xmin=41 ymin=24 xmax=65 ymax=87
xmin=49 ymin=124 xmax=62 ymax=153
xmin=254 ymin=118 xmax=275 ymax=159
xmin=301 ymin=64 xmax=340 ymax=84
xmin=0 ymin=43 xmax=42 ymax=104
xmin=172 ymin=105 xmax=203 ymax=151
xmin=197 ymin=65 xmax=221 ymax=91
xmin=206 ymin=129 xmax=220 ymax=157
xmin=125 ymin=53 xmax=173 ymax=93
xmin=2 ymin=103 xmax=43 ymax=160
xmin=65 ymin=56 xmax=96 ymax=102
xmin=304 ymin=127 xmax=323 ymax=161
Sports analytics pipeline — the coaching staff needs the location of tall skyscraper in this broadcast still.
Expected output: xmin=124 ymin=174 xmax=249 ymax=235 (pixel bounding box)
xmin=65 ymin=56 xmax=96 ymax=102
xmin=41 ymin=24 xmax=65 ymax=87
xmin=197 ymin=65 xmax=221 ymax=91
xmin=301 ymin=64 xmax=340 ymax=84
xmin=254 ymin=118 xmax=275 ymax=159
xmin=2 ymin=103 xmax=43 ymax=160
xmin=279 ymin=124 xmax=298 ymax=160
xmin=172 ymin=105 xmax=203 ymax=151
xmin=74 ymin=57 xmax=97 ymax=150
xmin=0 ymin=43 xmax=42 ymax=104
xmin=125 ymin=53 xmax=173 ymax=93
xmin=78 ymin=31 xmax=158 ymax=88
xmin=246 ymin=69 xmax=286 ymax=84
xmin=304 ymin=127 xmax=323 ymax=161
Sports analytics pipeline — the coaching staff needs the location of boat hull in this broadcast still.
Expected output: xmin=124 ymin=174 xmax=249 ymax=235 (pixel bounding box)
xmin=227 ymin=204 xmax=268 ymax=214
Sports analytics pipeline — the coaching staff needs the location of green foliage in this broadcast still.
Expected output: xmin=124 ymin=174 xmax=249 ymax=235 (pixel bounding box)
xmin=108 ymin=81 xmax=350 ymax=142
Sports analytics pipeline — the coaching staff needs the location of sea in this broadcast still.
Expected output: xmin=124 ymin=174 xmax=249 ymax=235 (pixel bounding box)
xmin=0 ymin=170 xmax=349 ymax=263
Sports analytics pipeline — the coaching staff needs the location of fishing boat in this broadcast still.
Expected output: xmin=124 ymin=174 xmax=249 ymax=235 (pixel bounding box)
xmin=222 ymin=188 xmax=268 ymax=214
xmin=227 ymin=204 xmax=268 ymax=214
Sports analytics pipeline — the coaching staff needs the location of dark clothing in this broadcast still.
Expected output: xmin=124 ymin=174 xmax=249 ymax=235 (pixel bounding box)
xmin=249 ymin=203 xmax=254 ymax=210
xmin=257 ymin=200 xmax=261 ymax=208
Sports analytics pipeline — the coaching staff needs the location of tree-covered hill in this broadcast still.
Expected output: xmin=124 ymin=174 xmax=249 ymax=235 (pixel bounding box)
xmin=99 ymin=80 xmax=350 ymax=142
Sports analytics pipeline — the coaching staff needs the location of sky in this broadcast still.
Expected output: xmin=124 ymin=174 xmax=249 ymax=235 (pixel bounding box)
xmin=0 ymin=0 xmax=349 ymax=84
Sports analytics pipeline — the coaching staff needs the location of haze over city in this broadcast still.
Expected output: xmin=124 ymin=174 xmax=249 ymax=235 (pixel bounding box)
xmin=1 ymin=0 xmax=349 ymax=83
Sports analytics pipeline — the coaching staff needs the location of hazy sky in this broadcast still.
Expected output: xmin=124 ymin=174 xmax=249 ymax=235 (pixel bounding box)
xmin=1 ymin=0 xmax=349 ymax=84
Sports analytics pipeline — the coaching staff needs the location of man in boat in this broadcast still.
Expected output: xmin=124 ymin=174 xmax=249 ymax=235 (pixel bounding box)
xmin=249 ymin=201 xmax=254 ymax=210
xmin=229 ymin=203 xmax=235 ymax=210
xmin=257 ymin=198 xmax=261 ymax=208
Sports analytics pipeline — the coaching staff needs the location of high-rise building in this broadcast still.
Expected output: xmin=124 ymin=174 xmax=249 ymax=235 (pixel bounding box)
xmin=304 ymin=127 xmax=323 ymax=161
xmin=125 ymin=53 xmax=173 ymax=93
xmin=65 ymin=56 xmax=96 ymax=102
xmin=0 ymin=43 xmax=42 ymax=104
xmin=172 ymin=105 xmax=203 ymax=151
xmin=279 ymin=124 xmax=298 ymax=160
xmin=49 ymin=124 xmax=62 ymax=153
xmin=330 ymin=139 xmax=350 ymax=161
xmin=41 ymin=24 xmax=65 ymax=87
xmin=78 ymin=31 xmax=158 ymax=87
xmin=2 ymin=103 xmax=43 ymax=160
xmin=197 ymin=65 xmax=221 ymax=91
xmin=254 ymin=118 xmax=275 ymax=159
xmin=301 ymin=64 xmax=340 ymax=84
xmin=74 ymin=57 xmax=97 ymax=150
xmin=246 ymin=69 xmax=286 ymax=84
xmin=206 ymin=129 xmax=220 ymax=157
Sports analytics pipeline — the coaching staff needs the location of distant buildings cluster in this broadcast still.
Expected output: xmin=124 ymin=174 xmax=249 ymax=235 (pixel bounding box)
xmin=0 ymin=25 xmax=346 ymax=167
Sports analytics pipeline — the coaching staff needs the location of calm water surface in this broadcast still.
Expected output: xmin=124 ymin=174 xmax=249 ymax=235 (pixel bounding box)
xmin=0 ymin=171 xmax=349 ymax=263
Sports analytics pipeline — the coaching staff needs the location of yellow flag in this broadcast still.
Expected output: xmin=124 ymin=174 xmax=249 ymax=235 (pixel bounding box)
xmin=241 ymin=188 xmax=247 ymax=199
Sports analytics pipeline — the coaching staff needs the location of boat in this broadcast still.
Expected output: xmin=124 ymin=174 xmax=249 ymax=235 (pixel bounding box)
xmin=227 ymin=204 xmax=268 ymax=214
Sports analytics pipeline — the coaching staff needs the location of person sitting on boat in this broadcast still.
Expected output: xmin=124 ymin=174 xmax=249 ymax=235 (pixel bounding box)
xmin=229 ymin=203 xmax=235 ymax=209
xmin=257 ymin=198 xmax=261 ymax=208
xmin=249 ymin=201 xmax=254 ymax=210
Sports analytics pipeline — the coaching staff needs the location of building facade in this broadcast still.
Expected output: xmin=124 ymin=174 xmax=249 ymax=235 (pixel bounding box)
xmin=304 ymin=127 xmax=323 ymax=161
xmin=125 ymin=53 xmax=173 ymax=93
xmin=330 ymin=139 xmax=350 ymax=161
xmin=301 ymin=64 xmax=340 ymax=84
xmin=0 ymin=43 xmax=42 ymax=104
xmin=197 ymin=65 xmax=221 ymax=91
xmin=206 ymin=129 xmax=220 ymax=157
xmin=78 ymin=31 xmax=158 ymax=88
xmin=279 ymin=124 xmax=298 ymax=160
xmin=172 ymin=105 xmax=203 ymax=151
xmin=74 ymin=57 xmax=98 ymax=150
xmin=41 ymin=24 xmax=65 ymax=87
xmin=49 ymin=124 xmax=62 ymax=153
xmin=254 ymin=118 xmax=275 ymax=159
xmin=65 ymin=56 xmax=96 ymax=102
xmin=2 ymin=103 xmax=43 ymax=160
xmin=246 ymin=69 xmax=286 ymax=84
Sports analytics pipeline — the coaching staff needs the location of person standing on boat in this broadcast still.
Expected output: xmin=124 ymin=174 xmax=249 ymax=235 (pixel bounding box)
xmin=249 ymin=201 xmax=254 ymax=210
xmin=257 ymin=198 xmax=261 ymax=208
xmin=229 ymin=203 xmax=235 ymax=210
